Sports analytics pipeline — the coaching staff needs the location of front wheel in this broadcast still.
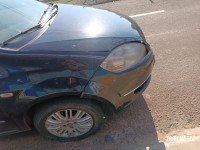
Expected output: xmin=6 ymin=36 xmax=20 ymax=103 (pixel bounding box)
xmin=33 ymin=99 xmax=104 ymax=141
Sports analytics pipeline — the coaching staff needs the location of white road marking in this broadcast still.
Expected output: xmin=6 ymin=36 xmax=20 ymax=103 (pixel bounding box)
xmin=145 ymin=30 xmax=182 ymax=38
xmin=129 ymin=10 xmax=165 ymax=18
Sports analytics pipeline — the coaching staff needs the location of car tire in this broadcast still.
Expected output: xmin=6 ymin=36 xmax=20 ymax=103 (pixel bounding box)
xmin=33 ymin=99 xmax=104 ymax=142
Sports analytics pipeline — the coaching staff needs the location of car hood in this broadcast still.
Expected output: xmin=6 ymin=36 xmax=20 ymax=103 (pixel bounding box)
xmin=24 ymin=4 xmax=145 ymax=52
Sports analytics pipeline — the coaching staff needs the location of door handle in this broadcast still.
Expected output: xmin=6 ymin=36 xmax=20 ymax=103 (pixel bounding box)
xmin=0 ymin=93 xmax=13 ymax=98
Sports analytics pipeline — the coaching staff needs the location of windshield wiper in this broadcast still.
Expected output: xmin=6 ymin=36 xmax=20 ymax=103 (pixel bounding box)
xmin=1 ymin=4 xmax=58 ymax=47
xmin=38 ymin=3 xmax=58 ymax=25
xmin=1 ymin=24 xmax=42 ymax=47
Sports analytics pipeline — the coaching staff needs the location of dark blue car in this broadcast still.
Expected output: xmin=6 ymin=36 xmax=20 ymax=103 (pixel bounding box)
xmin=0 ymin=0 xmax=154 ymax=141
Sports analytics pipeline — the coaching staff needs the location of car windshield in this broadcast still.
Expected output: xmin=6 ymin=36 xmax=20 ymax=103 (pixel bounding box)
xmin=0 ymin=0 xmax=48 ymax=44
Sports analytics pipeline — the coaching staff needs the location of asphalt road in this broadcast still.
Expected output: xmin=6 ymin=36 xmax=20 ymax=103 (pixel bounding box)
xmin=0 ymin=0 xmax=200 ymax=150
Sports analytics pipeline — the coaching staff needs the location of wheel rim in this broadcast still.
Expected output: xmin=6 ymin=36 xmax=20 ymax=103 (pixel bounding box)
xmin=45 ymin=109 xmax=94 ymax=138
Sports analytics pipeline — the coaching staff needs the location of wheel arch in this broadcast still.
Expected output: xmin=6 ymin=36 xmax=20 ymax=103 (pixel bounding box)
xmin=24 ymin=94 xmax=116 ymax=127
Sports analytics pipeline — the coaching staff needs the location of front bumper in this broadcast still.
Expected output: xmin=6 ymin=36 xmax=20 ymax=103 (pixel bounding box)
xmin=82 ymin=50 xmax=155 ymax=110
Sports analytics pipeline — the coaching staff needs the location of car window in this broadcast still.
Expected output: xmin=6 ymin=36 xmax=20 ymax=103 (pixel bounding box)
xmin=0 ymin=0 xmax=48 ymax=44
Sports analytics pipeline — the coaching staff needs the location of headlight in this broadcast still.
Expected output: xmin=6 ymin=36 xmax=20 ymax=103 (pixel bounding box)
xmin=100 ymin=43 xmax=147 ymax=72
